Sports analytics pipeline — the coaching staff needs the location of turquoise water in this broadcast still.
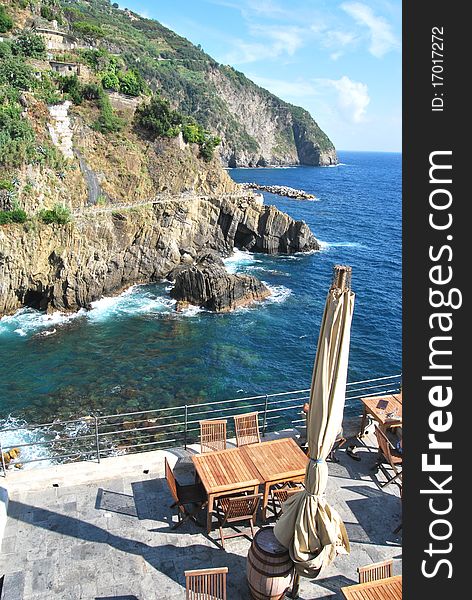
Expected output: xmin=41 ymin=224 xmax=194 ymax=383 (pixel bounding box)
xmin=0 ymin=151 xmax=401 ymax=425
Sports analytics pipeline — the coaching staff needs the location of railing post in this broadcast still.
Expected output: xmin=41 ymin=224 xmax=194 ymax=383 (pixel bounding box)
xmin=94 ymin=416 xmax=101 ymax=463
xmin=0 ymin=440 xmax=7 ymax=478
xmin=184 ymin=405 xmax=188 ymax=450
xmin=262 ymin=394 xmax=269 ymax=437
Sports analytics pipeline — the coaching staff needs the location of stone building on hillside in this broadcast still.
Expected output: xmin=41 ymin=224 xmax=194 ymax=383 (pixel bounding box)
xmin=34 ymin=27 xmax=78 ymax=51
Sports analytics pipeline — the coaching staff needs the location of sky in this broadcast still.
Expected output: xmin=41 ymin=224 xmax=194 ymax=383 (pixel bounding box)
xmin=118 ymin=0 xmax=402 ymax=152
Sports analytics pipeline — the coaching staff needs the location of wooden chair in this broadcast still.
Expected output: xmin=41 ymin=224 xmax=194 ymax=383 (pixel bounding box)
xmin=327 ymin=428 xmax=347 ymax=463
xmin=215 ymin=493 xmax=262 ymax=548
xmin=358 ymin=558 xmax=393 ymax=583
xmin=270 ymin=483 xmax=303 ymax=519
xmin=372 ymin=426 xmax=402 ymax=489
xmin=164 ymin=457 xmax=207 ymax=529
xmin=200 ymin=419 xmax=227 ymax=453
xmin=233 ymin=412 xmax=261 ymax=447
xmin=185 ymin=567 xmax=228 ymax=600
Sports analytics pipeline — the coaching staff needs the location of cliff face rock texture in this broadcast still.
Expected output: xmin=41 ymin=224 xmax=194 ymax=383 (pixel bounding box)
xmin=170 ymin=252 xmax=270 ymax=312
xmin=0 ymin=195 xmax=319 ymax=316
xmin=208 ymin=68 xmax=337 ymax=167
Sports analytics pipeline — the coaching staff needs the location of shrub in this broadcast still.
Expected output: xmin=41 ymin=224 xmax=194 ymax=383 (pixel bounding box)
xmin=73 ymin=21 xmax=105 ymax=39
xmin=0 ymin=102 xmax=36 ymax=167
xmin=0 ymin=179 xmax=14 ymax=192
xmin=93 ymin=91 xmax=124 ymax=133
xmin=38 ymin=204 xmax=72 ymax=225
xmin=0 ymin=209 xmax=28 ymax=225
xmin=135 ymin=95 xmax=181 ymax=138
xmin=57 ymin=74 xmax=84 ymax=104
xmin=82 ymin=83 xmax=101 ymax=100
xmin=182 ymin=121 xmax=205 ymax=145
xmin=101 ymin=70 xmax=120 ymax=91
xmin=12 ymin=33 xmax=46 ymax=59
xmin=0 ymin=40 xmax=12 ymax=59
xmin=0 ymin=57 xmax=35 ymax=90
xmin=35 ymin=73 xmax=62 ymax=105
xmin=40 ymin=5 xmax=55 ymax=21
xmin=199 ymin=136 xmax=221 ymax=162
xmin=0 ymin=5 xmax=13 ymax=33
xmin=117 ymin=70 xmax=145 ymax=96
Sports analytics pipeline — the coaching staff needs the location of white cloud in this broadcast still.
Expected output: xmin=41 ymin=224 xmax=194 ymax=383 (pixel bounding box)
xmin=249 ymin=75 xmax=318 ymax=99
xmin=245 ymin=74 xmax=370 ymax=124
xmin=318 ymin=76 xmax=370 ymax=123
xmin=226 ymin=25 xmax=305 ymax=64
xmin=341 ymin=2 xmax=399 ymax=57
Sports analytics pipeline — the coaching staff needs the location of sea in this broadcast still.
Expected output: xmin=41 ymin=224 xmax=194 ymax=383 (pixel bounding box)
xmin=0 ymin=151 xmax=401 ymax=436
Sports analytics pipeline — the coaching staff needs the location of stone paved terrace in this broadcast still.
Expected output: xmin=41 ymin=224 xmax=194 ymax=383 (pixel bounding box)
xmin=0 ymin=431 xmax=402 ymax=599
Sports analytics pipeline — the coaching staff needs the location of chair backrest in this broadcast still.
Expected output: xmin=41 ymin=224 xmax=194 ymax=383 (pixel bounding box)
xmin=200 ymin=419 xmax=227 ymax=453
xmin=358 ymin=559 xmax=393 ymax=583
xmin=220 ymin=494 xmax=261 ymax=522
xmin=374 ymin=426 xmax=401 ymax=465
xmin=164 ymin=457 xmax=179 ymax=504
xmin=272 ymin=485 xmax=302 ymax=505
xmin=185 ymin=567 xmax=228 ymax=600
xmin=234 ymin=412 xmax=261 ymax=446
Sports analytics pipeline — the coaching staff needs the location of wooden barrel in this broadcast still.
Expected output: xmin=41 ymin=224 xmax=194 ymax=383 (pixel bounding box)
xmin=247 ymin=527 xmax=294 ymax=600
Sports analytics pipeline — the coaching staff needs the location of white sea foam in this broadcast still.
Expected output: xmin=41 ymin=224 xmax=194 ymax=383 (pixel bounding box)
xmin=87 ymin=286 xmax=176 ymax=322
xmin=223 ymin=248 xmax=258 ymax=273
xmin=263 ymin=283 xmax=292 ymax=304
xmin=318 ymin=240 xmax=368 ymax=251
xmin=0 ymin=307 xmax=85 ymax=337
xmin=0 ymin=416 xmax=55 ymax=470
xmin=323 ymin=162 xmax=348 ymax=167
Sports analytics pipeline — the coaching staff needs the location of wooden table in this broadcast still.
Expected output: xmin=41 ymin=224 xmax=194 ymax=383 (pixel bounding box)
xmin=359 ymin=393 xmax=403 ymax=437
xmin=192 ymin=447 xmax=261 ymax=533
xmin=192 ymin=438 xmax=308 ymax=532
xmin=341 ymin=575 xmax=402 ymax=600
xmin=241 ymin=438 xmax=308 ymax=521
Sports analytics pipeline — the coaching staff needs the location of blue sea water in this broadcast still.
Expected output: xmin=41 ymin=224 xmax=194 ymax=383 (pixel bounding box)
xmin=0 ymin=151 xmax=401 ymax=425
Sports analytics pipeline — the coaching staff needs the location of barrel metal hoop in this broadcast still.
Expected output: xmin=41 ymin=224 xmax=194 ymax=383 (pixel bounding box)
xmin=247 ymin=552 xmax=295 ymax=579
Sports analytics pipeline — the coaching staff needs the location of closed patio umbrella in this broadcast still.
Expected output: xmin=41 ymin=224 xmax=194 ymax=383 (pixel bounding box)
xmin=274 ymin=265 xmax=355 ymax=579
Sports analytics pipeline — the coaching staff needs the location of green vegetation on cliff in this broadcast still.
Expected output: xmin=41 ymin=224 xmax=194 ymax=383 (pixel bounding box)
xmin=0 ymin=0 xmax=334 ymax=166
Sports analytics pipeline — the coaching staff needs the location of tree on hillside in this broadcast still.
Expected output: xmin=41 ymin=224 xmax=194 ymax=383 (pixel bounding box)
xmin=12 ymin=33 xmax=46 ymax=59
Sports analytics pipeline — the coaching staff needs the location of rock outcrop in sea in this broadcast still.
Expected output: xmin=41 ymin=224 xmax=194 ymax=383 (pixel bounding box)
xmin=170 ymin=252 xmax=270 ymax=312
xmin=241 ymin=183 xmax=316 ymax=199
xmin=0 ymin=195 xmax=319 ymax=316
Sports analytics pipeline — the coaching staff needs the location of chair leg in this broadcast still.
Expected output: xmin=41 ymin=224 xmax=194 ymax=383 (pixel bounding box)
xmin=219 ymin=525 xmax=225 ymax=549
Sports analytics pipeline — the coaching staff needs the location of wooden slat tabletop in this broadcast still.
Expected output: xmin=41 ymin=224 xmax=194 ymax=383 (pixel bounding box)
xmin=341 ymin=575 xmax=402 ymax=600
xmin=192 ymin=447 xmax=261 ymax=494
xmin=241 ymin=438 xmax=308 ymax=482
xmin=361 ymin=394 xmax=403 ymax=427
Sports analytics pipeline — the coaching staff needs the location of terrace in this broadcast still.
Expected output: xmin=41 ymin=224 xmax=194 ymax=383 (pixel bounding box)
xmin=0 ymin=378 xmax=402 ymax=599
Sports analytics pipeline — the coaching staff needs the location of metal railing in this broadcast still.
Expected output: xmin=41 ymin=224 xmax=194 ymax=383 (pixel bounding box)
xmin=0 ymin=374 xmax=401 ymax=475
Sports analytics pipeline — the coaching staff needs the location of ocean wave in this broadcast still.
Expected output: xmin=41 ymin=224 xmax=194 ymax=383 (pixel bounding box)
xmin=247 ymin=266 xmax=290 ymax=277
xmin=224 ymin=248 xmax=259 ymax=273
xmin=0 ymin=415 xmax=54 ymax=470
xmin=318 ymin=240 xmax=368 ymax=250
xmin=88 ymin=286 xmax=176 ymax=322
xmin=0 ymin=307 xmax=85 ymax=338
xmin=263 ymin=283 xmax=292 ymax=304
xmin=323 ymin=163 xmax=348 ymax=167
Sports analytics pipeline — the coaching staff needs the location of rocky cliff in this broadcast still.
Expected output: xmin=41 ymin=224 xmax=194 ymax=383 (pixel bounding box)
xmin=170 ymin=252 xmax=271 ymax=312
xmin=0 ymin=194 xmax=319 ymax=316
